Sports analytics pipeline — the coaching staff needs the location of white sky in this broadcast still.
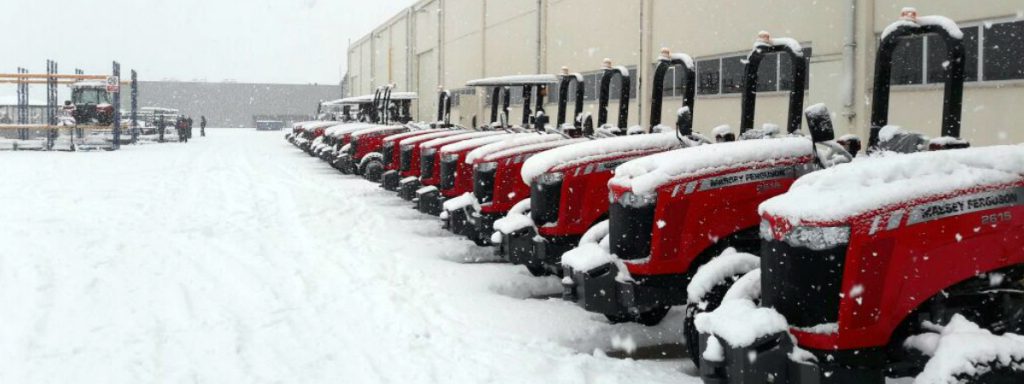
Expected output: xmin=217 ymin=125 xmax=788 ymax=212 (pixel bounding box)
xmin=2 ymin=0 xmax=415 ymax=85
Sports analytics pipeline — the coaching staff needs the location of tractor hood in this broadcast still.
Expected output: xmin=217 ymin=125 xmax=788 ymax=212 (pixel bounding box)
xmin=350 ymin=125 xmax=407 ymax=140
xmin=399 ymin=130 xmax=468 ymax=146
xmin=465 ymin=134 xmax=569 ymax=164
xmin=520 ymin=132 xmax=686 ymax=185
xmin=440 ymin=133 xmax=524 ymax=154
xmin=475 ymin=138 xmax=588 ymax=164
xmin=610 ymin=137 xmax=814 ymax=196
xmin=382 ymin=128 xmax=445 ymax=143
xmin=325 ymin=122 xmax=377 ymax=138
xmin=759 ymin=145 xmax=1024 ymax=225
xmin=420 ymin=131 xmax=506 ymax=151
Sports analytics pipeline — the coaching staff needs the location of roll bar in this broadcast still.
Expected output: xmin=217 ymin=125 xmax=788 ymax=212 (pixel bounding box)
xmin=488 ymin=86 xmax=512 ymax=127
xmin=436 ymin=88 xmax=452 ymax=127
xmin=521 ymin=84 xmax=549 ymax=130
xmin=740 ymin=33 xmax=808 ymax=134
xmin=597 ymin=59 xmax=631 ymax=130
xmin=869 ymin=9 xmax=965 ymax=147
xmin=650 ymin=49 xmax=696 ymax=136
xmin=556 ymin=69 xmax=585 ymax=129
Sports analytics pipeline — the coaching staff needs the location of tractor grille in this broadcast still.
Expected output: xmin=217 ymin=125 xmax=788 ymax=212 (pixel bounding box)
xmin=400 ymin=147 xmax=413 ymax=172
xmin=530 ymin=179 xmax=562 ymax=225
xmin=440 ymin=158 xmax=458 ymax=190
xmin=608 ymin=201 xmax=656 ymax=261
xmin=421 ymin=153 xmax=436 ymax=179
xmin=473 ymin=168 xmax=496 ymax=204
xmin=382 ymin=143 xmax=394 ymax=167
xmin=761 ymin=240 xmax=848 ymax=328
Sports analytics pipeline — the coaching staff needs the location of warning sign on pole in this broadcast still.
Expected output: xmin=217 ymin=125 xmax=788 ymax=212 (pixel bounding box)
xmin=106 ymin=76 xmax=120 ymax=93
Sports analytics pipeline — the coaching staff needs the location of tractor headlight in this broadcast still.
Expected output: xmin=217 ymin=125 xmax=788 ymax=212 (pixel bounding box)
xmin=442 ymin=153 xmax=460 ymax=163
xmin=537 ymin=172 xmax=564 ymax=186
xmin=475 ymin=161 xmax=498 ymax=173
xmin=422 ymin=147 xmax=437 ymax=158
xmin=617 ymin=191 xmax=657 ymax=208
xmin=763 ymin=220 xmax=850 ymax=251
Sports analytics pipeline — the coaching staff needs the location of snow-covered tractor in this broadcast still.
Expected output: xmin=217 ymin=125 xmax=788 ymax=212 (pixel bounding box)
xmin=70 ymin=81 xmax=114 ymax=126
xmin=692 ymin=9 xmax=1024 ymax=384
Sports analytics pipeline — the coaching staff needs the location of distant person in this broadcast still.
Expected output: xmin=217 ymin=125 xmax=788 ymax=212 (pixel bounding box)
xmin=157 ymin=116 xmax=166 ymax=143
xmin=187 ymin=116 xmax=194 ymax=139
xmin=200 ymin=115 xmax=207 ymax=137
xmin=176 ymin=117 xmax=188 ymax=143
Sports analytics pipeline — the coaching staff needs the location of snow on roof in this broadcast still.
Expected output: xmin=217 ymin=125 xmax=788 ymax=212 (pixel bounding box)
xmin=882 ymin=13 xmax=963 ymax=41
xmin=759 ymin=145 xmax=1024 ymax=224
xmin=465 ymin=134 xmax=567 ymax=164
xmin=521 ymin=133 xmax=686 ymax=184
xmin=465 ymin=74 xmax=559 ymax=87
xmin=611 ymin=137 xmax=814 ymax=196
xmin=440 ymin=133 xmax=521 ymax=154
xmin=398 ymin=130 xmax=468 ymax=146
xmin=421 ymin=131 xmax=506 ymax=150
xmin=330 ymin=92 xmax=418 ymax=105
xmin=382 ymin=128 xmax=445 ymax=143
xmin=350 ymin=125 xmax=407 ymax=139
xmin=481 ymin=138 xmax=589 ymax=163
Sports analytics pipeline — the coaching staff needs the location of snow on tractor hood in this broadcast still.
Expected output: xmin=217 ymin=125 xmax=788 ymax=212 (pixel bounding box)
xmin=481 ymin=138 xmax=589 ymax=164
xmin=350 ymin=125 xmax=406 ymax=139
xmin=299 ymin=121 xmax=339 ymax=131
xmin=382 ymin=128 xmax=445 ymax=143
xmin=440 ymin=133 xmax=524 ymax=154
xmin=326 ymin=123 xmax=378 ymax=138
xmin=398 ymin=130 xmax=469 ymax=146
xmin=520 ymin=133 xmax=687 ymax=185
xmin=611 ymin=137 xmax=814 ymax=196
xmin=420 ymin=131 xmax=506 ymax=150
xmin=759 ymin=145 xmax=1024 ymax=225
xmin=465 ymin=134 xmax=568 ymax=164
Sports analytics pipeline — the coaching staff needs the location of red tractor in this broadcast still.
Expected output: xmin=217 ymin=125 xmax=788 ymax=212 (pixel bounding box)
xmin=494 ymin=54 xmax=708 ymax=277
xmin=695 ymin=10 xmax=1024 ymax=384
xmin=377 ymin=89 xmax=459 ymax=191
xmin=446 ymin=70 xmax=591 ymax=245
xmin=332 ymin=87 xmax=419 ymax=177
xmin=70 ymin=81 xmax=115 ymax=126
xmin=561 ymin=36 xmax=837 ymax=334
xmin=417 ymin=75 xmax=562 ymax=216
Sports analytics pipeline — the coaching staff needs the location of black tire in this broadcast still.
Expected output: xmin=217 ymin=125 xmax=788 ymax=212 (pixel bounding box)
xmin=361 ymin=159 xmax=385 ymax=182
xmin=684 ymin=278 xmax=737 ymax=368
xmin=526 ymin=264 xmax=547 ymax=277
xmin=635 ymin=305 xmax=671 ymax=326
xmin=957 ymin=366 xmax=1024 ymax=384
xmin=604 ymin=313 xmax=633 ymax=324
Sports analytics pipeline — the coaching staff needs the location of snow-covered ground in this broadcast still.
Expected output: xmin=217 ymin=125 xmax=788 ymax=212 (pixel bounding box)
xmin=0 ymin=129 xmax=695 ymax=383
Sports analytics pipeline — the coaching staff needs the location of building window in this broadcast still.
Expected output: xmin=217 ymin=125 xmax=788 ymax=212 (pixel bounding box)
xmin=891 ymin=19 xmax=1024 ymax=86
xmin=694 ymin=48 xmax=811 ymax=96
xmin=697 ymin=59 xmax=720 ymax=95
xmin=983 ymin=20 xmax=1024 ymax=81
xmin=578 ymin=66 xmax=637 ymax=101
xmin=452 ymin=88 xmax=474 ymax=107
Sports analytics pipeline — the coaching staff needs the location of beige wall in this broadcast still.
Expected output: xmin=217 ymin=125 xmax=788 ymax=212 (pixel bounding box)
xmin=345 ymin=0 xmax=1024 ymax=145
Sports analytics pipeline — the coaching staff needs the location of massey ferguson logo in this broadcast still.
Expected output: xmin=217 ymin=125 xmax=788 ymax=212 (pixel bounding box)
xmin=696 ymin=166 xmax=794 ymax=192
xmin=906 ymin=187 xmax=1024 ymax=225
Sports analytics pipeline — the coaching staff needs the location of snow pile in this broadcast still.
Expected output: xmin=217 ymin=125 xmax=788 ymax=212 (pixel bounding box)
xmin=695 ymin=298 xmax=788 ymax=348
xmin=440 ymin=133 xmax=521 ymax=153
xmin=760 ymin=145 xmax=1024 ymax=224
xmin=722 ymin=269 xmax=762 ymax=303
xmin=399 ymin=129 xmax=467 ymax=146
xmin=561 ymin=221 xmax=614 ymax=272
xmin=493 ymin=199 xmax=533 ymax=234
xmin=686 ymin=248 xmax=760 ymax=303
xmin=908 ymin=314 xmax=1024 ymax=384
xmin=521 ymin=133 xmax=685 ymax=184
xmin=442 ymin=192 xmax=477 ymax=212
xmin=611 ymin=137 xmax=813 ymax=195
xmin=421 ymin=131 xmax=504 ymax=150
xmin=416 ymin=186 xmax=438 ymax=195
